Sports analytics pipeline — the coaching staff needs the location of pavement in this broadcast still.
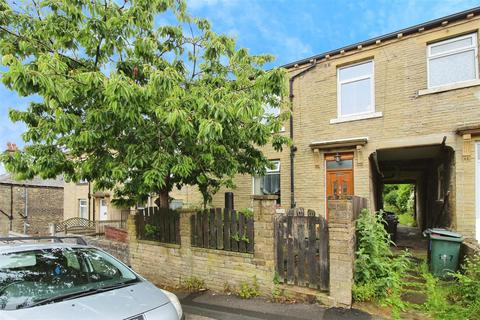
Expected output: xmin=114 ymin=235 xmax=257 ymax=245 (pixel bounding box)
xmin=176 ymin=290 xmax=377 ymax=320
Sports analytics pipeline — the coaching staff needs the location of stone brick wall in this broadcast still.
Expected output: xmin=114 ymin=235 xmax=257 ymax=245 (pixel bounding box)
xmin=327 ymin=197 xmax=362 ymax=307
xmin=128 ymin=196 xmax=359 ymax=307
xmin=84 ymin=235 xmax=130 ymax=265
xmin=105 ymin=226 xmax=128 ymax=243
xmin=0 ymin=184 xmax=63 ymax=236
xmin=128 ymin=196 xmax=278 ymax=296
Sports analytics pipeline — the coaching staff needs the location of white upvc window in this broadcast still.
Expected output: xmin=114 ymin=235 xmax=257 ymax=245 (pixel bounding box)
xmin=337 ymin=60 xmax=374 ymax=118
xmin=427 ymin=33 xmax=478 ymax=88
xmin=253 ymin=160 xmax=281 ymax=204
xmin=79 ymin=199 xmax=88 ymax=219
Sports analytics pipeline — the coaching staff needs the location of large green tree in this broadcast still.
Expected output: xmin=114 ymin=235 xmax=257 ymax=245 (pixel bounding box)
xmin=0 ymin=0 xmax=289 ymax=207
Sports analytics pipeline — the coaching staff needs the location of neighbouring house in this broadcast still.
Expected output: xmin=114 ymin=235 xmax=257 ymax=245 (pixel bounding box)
xmin=182 ymin=7 xmax=480 ymax=243
xmin=63 ymin=180 xmax=203 ymax=227
xmin=63 ymin=181 xmax=129 ymax=222
xmin=0 ymin=173 xmax=64 ymax=236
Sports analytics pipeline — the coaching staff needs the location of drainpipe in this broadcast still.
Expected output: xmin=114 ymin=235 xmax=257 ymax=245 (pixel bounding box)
xmin=288 ymin=62 xmax=317 ymax=208
xmin=88 ymin=182 xmax=91 ymax=220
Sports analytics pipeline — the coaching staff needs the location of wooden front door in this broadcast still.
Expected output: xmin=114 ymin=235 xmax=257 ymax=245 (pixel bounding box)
xmin=326 ymin=170 xmax=354 ymax=197
xmin=326 ymin=153 xmax=354 ymax=214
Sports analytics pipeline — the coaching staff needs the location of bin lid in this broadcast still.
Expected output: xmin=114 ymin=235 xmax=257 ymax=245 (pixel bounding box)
xmin=430 ymin=228 xmax=463 ymax=238
xmin=430 ymin=233 xmax=464 ymax=242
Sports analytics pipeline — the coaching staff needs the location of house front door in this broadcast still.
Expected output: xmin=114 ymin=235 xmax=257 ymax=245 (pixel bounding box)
xmin=326 ymin=170 xmax=354 ymax=197
xmin=326 ymin=152 xmax=354 ymax=217
xmin=100 ymin=199 xmax=108 ymax=221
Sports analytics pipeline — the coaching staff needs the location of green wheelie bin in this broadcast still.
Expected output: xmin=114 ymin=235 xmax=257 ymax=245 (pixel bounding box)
xmin=428 ymin=229 xmax=464 ymax=278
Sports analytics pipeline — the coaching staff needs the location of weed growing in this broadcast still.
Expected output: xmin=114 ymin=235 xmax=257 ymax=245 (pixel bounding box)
xmin=238 ymin=276 xmax=260 ymax=299
xmin=421 ymin=256 xmax=480 ymax=320
xmin=182 ymin=276 xmax=206 ymax=292
xmin=353 ymin=209 xmax=412 ymax=318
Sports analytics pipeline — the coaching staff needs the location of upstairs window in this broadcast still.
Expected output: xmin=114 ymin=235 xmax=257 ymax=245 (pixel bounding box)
xmin=428 ymin=33 xmax=478 ymax=88
xmin=253 ymin=160 xmax=280 ymax=204
xmin=337 ymin=60 xmax=374 ymax=117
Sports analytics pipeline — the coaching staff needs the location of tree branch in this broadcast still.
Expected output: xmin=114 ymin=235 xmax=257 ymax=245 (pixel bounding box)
xmin=0 ymin=26 xmax=89 ymax=69
xmin=189 ymin=22 xmax=197 ymax=81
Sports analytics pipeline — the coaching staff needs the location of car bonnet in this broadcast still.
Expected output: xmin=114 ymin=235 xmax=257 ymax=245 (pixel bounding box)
xmin=0 ymin=281 xmax=172 ymax=320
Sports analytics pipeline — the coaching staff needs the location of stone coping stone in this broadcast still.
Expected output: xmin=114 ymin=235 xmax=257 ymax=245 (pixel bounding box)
xmin=136 ymin=239 xmax=181 ymax=249
xmin=191 ymin=246 xmax=254 ymax=258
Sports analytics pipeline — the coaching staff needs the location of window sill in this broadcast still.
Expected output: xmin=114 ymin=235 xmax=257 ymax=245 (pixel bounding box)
xmin=417 ymin=79 xmax=480 ymax=96
xmin=330 ymin=112 xmax=383 ymax=124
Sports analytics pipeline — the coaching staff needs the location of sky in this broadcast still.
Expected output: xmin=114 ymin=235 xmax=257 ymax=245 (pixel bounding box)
xmin=0 ymin=0 xmax=479 ymax=174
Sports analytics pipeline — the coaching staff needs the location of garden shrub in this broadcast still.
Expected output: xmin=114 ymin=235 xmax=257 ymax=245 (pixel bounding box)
xmin=353 ymin=209 xmax=411 ymax=302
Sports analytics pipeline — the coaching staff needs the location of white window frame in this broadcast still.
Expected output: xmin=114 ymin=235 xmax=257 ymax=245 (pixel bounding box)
xmin=337 ymin=60 xmax=375 ymax=118
xmin=252 ymin=160 xmax=281 ymax=194
xmin=79 ymin=199 xmax=88 ymax=219
xmin=427 ymin=33 xmax=479 ymax=89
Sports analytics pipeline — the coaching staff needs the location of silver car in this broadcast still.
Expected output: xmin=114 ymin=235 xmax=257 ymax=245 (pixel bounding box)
xmin=0 ymin=236 xmax=183 ymax=320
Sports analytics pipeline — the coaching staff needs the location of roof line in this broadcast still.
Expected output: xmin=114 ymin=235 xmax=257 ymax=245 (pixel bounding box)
xmin=0 ymin=182 xmax=63 ymax=188
xmin=281 ymin=6 xmax=480 ymax=69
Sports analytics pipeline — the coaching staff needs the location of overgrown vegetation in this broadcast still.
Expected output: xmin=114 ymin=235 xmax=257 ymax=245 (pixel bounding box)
xmin=231 ymin=233 xmax=250 ymax=243
xmin=353 ymin=209 xmax=412 ymax=317
xmin=143 ymin=224 xmax=159 ymax=240
xmin=238 ymin=276 xmax=260 ymax=299
xmin=422 ymin=256 xmax=480 ymax=319
xmin=239 ymin=208 xmax=254 ymax=219
xmin=182 ymin=276 xmax=206 ymax=292
xmin=354 ymin=209 xmax=480 ymax=319
xmin=383 ymin=184 xmax=416 ymax=226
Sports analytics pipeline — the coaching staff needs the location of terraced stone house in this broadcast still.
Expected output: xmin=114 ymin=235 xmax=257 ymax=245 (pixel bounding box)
xmin=196 ymin=7 xmax=480 ymax=242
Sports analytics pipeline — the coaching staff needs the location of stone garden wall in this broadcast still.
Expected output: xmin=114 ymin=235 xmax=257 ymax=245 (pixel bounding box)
xmin=128 ymin=195 xmax=361 ymax=307
xmin=128 ymin=196 xmax=277 ymax=296
xmin=84 ymin=235 xmax=130 ymax=265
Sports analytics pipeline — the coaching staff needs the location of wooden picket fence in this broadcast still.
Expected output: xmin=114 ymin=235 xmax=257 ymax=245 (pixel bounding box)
xmin=190 ymin=208 xmax=254 ymax=253
xmin=136 ymin=207 xmax=180 ymax=244
xmin=275 ymin=208 xmax=329 ymax=291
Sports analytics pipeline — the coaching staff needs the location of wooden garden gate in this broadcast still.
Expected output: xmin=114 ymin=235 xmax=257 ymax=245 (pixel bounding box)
xmin=275 ymin=208 xmax=329 ymax=291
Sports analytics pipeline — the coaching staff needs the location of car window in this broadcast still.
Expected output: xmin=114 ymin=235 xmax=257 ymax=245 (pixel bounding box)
xmin=0 ymin=252 xmax=36 ymax=269
xmin=64 ymin=250 xmax=81 ymax=271
xmin=88 ymin=251 xmax=122 ymax=280
xmin=0 ymin=247 xmax=138 ymax=310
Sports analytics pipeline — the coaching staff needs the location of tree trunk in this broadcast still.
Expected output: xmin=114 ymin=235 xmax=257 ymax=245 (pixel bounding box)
xmin=155 ymin=189 xmax=170 ymax=208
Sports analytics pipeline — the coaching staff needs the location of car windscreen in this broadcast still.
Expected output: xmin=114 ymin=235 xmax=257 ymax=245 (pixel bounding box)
xmin=0 ymin=247 xmax=139 ymax=310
